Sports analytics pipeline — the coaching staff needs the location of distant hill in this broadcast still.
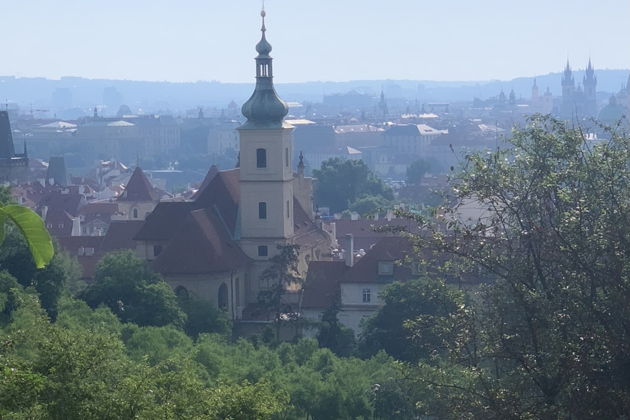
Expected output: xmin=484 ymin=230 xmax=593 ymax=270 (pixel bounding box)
xmin=1 ymin=69 xmax=628 ymax=114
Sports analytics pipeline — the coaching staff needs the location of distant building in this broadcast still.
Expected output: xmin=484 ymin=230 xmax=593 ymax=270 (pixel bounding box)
xmin=303 ymin=236 xmax=414 ymax=333
xmin=530 ymin=79 xmax=554 ymax=114
xmin=560 ymin=60 xmax=598 ymax=119
xmin=113 ymin=166 xmax=161 ymax=221
xmin=0 ymin=111 xmax=29 ymax=183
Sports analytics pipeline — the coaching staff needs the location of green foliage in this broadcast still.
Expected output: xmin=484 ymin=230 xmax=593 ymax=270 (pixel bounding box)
xmin=0 ymin=292 xmax=404 ymax=419
xmin=348 ymin=194 xmax=391 ymax=217
xmin=360 ymin=277 xmax=465 ymax=362
xmin=80 ymin=250 xmax=186 ymax=327
xmin=0 ymin=185 xmax=13 ymax=205
xmin=406 ymin=158 xmax=433 ymax=185
xmin=316 ymin=299 xmax=356 ymax=357
xmin=313 ymin=158 xmax=393 ymax=213
xmin=0 ymin=231 xmax=74 ymax=319
xmin=0 ymin=205 xmax=54 ymax=269
xmin=257 ymin=244 xmax=302 ymax=342
xmin=399 ymin=116 xmax=630 ymax=418
xmin=123 ymin=324 xmax=193 ymax=365
xmin=176 ymin=290 xmax=231 ymax=338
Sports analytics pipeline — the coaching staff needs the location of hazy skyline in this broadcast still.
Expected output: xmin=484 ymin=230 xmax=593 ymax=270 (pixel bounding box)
xmin=2 ymin=0 xmax=628 ymax=84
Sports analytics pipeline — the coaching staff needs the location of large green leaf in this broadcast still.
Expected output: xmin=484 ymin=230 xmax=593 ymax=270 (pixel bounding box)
xmin=0 ymin=205 xmax=54 ymax=269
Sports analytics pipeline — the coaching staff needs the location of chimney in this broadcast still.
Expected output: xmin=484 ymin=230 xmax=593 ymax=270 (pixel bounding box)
xmin=344 ymin=234 xmax=354 ymax=267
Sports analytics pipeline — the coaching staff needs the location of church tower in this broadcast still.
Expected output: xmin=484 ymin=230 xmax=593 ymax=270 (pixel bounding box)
xmin=561 ymin=60 xmax=576 ymax=117
xmin=583 ymin=58 xmax=597 ymax=116
xmin=531 ymin=78 xmax=539 ymax=101
xmin=238 ymin=9 xmax=294 ymax=261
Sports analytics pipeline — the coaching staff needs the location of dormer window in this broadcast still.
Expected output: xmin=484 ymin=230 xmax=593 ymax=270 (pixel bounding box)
xmin=378 ymin=261 xmax=394 ymax=276
xmin=256 ymin=148 xmax=267 ymax=168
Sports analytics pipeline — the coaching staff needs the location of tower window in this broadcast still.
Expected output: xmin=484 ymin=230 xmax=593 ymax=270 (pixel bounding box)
xmin=258 ymin=245 xmax=268 ymax=257
xmin=256 ymin=148 xmax=267 ymax=168
xmin=362 ymin=288 xmax=372 ymax=303
xmin=287 ymin=200 xmax=290 ymax=219
xmin=285 ymin=148 xmax=289 ymax=167
xmin=258 ymin=202 xmax=267 ymax=219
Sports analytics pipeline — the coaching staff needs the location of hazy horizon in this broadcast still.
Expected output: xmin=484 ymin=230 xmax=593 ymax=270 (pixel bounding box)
xmin=2 ymin=0 xmax=628 ymax=84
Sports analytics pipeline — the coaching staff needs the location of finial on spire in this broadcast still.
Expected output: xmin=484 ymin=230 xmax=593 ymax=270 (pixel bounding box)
xmin=261 ymin=0 xmax=266 ymax=32
xmin=298 ymin=151 xmax=305 ymax=176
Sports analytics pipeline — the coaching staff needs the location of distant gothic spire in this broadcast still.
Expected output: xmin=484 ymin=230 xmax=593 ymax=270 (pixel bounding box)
xmin=240 ymin=8 xmax=288 ymax=129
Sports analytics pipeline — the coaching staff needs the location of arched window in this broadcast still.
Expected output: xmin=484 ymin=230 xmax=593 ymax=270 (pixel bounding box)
xmin=174 ymin=286 xmax=189 ymax=300
xmin=256 ymin=148 xmax=267 ymax=168
xmin=218 ymin=283 xmax=228 ymax=311
xmin=132 ymin=208 xmax=138 ymax=219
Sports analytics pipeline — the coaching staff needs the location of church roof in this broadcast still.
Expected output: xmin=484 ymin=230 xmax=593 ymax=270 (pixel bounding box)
xmin=134 ymin=201 xmax=197 ymax=241
xmin=118 ymin=167 xmax=159 ymax=202
xmin=135 ymin=164 xmax=327 ymax=276
xmin=152 ymin=207 xmax=251 ymax=275
xmin=302 ymin=261 xmax=347 ymax=309
xmin=342 ymin=236 xmax=414 ymax=284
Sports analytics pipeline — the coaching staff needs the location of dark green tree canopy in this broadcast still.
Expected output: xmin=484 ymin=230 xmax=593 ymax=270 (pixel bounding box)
xmin=359 ymin=277 xmax=464 ymax=362
xmin=405 ymin=158 xmax=433 ymax=185
xmin=80 ymin=250 xmax=185 ymax=327
xmin=399 ymin=116 xmax=630 ymax=418
xmin=313 ymin=158 xmax=393 ymax=213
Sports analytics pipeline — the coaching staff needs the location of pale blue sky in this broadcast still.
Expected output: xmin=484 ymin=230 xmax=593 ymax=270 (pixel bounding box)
xmin=2 ymin=0 xmax=628 ymax=83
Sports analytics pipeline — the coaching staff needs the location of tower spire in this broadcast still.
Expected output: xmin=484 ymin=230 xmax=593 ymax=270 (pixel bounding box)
xmin=240 ymin=8 xmax=289 ymax=129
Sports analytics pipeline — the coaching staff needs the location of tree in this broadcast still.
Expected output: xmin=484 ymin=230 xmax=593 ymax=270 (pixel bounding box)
xmin=359 ymin=277 xmax=464 ymax=362
xmin=406 ymin=158 xmax=432 ymax=185
xmin=80 ymin=250 xmax=185 ymax=327
xmin=400 ymin=116 xmax=630 ymax=418
xmin=348 ymin=195 xmax=391 ymax=218
xmin=0 ymin=232 xmax=71 ymax=319
xmin=313 ymin=158 xmax=393 ymax=213
xmin=257 ymin=244 xmax=301 ymax=342
xmin=176 ymin=290 xmax=231 ymax=338
xmin=316 ymin=298 xmax=356 ymax=357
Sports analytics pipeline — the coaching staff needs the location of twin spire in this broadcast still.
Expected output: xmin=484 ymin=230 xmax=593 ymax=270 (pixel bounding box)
xmin=240 ymin=7 xmax=289 ymax=129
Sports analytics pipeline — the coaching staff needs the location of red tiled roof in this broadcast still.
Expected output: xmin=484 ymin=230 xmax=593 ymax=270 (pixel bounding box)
xmin=302 ymin=261 xmax=347 ymax=309
xmin=45 ymin=210 xmax=75 ymax=237
xmin=293 ymin=198 xmax=331 ymax=248
xmin=194 ymin=168 xmax=240 ymax=234
xmin=152 ymin=207 xmax=251 ymax=275
xmin=134 ymin=201 xmax=196 ymax=241
xmin=38 ymin=189 xmax=84 ymax=217
xmin=343 ymin=236 xmax=413 ymax=284
xmin=117 ymin=167 xmax=159 ymax=202
xmin=333 ymin=218 xmax=422 ymax=251
xmin=100 ymin=220 xmax=145 ymax=252
xmin=79 ymin=201 xmax=119 ymax=217
xmin=191 ymin=165 xmax=218 ymax=200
